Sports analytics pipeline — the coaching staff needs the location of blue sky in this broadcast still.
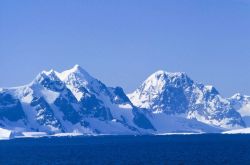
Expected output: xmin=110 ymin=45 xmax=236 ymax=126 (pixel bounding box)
xmin=0 ymin=0 xmax=250 ymax=96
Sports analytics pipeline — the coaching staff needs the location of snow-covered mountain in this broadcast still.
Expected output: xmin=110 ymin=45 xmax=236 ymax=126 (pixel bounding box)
xmin=0 ymin=66 xmax=249 ymax=138
xmin=229 ymin=93 xmax=250 ymax=127
xmin=128 ymin=70 xmax=245 ymax=130
xmin=0 ymin=65 xmax=154 ymax=137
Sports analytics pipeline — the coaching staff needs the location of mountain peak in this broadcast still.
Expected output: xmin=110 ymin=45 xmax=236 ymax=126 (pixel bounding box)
xmin=0 ymin=66 xmax=248 ymax=135
xmin=151 ymin=70 xmax=188 ymax=78
xmin=204 ymin=85 xmax=219 ymax=95
xmin=35 ymin=69 xmax=60 ymax=83
xmin=149 ymin=70 xmax=190 ymax=81
xmin=72 ymin=64 xmax=84 ymax=73
xmin=142 ymin=70 xmax=193 ymax=91
xmin=41 ymin=69 xmax=56 ymax=76
xmin=57 ymin=65 xmax=92 ymax=81
xmin=67 ymin=64 xmax=88 ymax=75
xmin=231 ymin=93 xmax=242 ymax=99
xmin=152 ymin=70 xmax=166 ymax=76
xmin=230 ymin=93 xmax=250 ymax=101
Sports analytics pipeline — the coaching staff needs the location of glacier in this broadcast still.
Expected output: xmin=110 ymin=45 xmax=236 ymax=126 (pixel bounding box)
xmin=0 ymin=65 xmax=250 ymax=139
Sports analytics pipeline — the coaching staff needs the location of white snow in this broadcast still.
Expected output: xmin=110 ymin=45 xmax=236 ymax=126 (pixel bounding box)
xmin=0 ymin=128 xmax=12 ymax=140
xmin=128 ymin=70 xmax=191 ymax=110
xmin=1 ymin=65 xmax=250 ymax=139
xmin=155 ymin=132 xmax=204 ymax=135
xmin=53 ymin=132 xmax=84 ymax=137
xmin=56 ymin=65 xmax=99 ymax=101
xmin=128 ymin=69 xmax=244 ymax=129
xmin=22 ymin=93 xmax=34 ymax=103
xmin=238 ymin=104 xmax=250 ymax=116
xmin=42 ymin=69 xmax=55 ymax=76
xmin=40 ymin=89 xmax=60 ymax=104
xmin=21 ymin=132 xmax=48 ymax=138
xmin=223 ymin=128 xmax=250 ymax=134
xmin=56 ymin=64 xmax=93 ymax=83
xmin=229 ymin=93 xmax=250 ymax=126
xmin=205 ymin=85 xmax=214 ymax=91
xmin=118 ymin=103 xmax=133 ymax=109
xmin=145 ymin=112 xmax=221 ymax=134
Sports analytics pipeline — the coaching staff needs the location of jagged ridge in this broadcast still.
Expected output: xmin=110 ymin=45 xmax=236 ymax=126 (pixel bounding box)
xmin=0 ymin=66 xmax=249 ymax=138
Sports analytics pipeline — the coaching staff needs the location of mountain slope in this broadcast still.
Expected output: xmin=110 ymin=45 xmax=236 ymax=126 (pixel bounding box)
xmin=229 ymin=93 xmax=250 ymax=127
xmin=56 ymin=65 xmax=155 ymax=134
xmin=0 ymin=66 xmax=248 ymax=137
xmin=128 ymin=70 xmax=245 ymax=129
xmin=0 ymin=65 xmax=154 ymax=136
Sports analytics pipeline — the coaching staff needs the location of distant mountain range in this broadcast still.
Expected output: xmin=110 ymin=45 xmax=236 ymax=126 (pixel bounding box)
xmin=0 ymin=65 xmax=250 ymax=138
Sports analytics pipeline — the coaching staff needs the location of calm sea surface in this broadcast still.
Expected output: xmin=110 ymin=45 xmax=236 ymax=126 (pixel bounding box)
xmin=0 ymin=134 xmax=250 ymax=165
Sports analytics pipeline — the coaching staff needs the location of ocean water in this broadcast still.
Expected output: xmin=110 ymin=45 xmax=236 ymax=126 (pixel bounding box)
xmin=0 ymin=134 xmax=250 ymax=165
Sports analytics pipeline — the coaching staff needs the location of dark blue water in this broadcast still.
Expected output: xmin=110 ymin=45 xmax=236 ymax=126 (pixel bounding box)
xmin=0 ymin=134 xmax=250 ymax=165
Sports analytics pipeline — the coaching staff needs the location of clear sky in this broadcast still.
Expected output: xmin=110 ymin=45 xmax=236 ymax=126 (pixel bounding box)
xmin=0 ymin=0 xmax=250 ymax=97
